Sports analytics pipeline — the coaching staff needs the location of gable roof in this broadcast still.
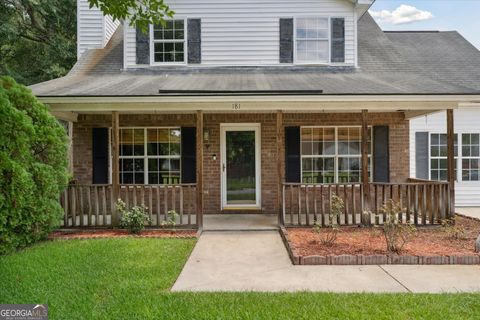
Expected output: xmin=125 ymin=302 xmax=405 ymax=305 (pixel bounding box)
xmin=30 ymin=13 xmax=480 ymax=97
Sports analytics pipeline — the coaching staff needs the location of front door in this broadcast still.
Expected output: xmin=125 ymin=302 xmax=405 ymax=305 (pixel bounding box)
xmin=220 ymin=124 xmax=261 ymax=209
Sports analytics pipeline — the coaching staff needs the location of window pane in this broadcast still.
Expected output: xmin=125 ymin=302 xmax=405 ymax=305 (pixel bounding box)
xmin=120 ymin=129 xmax=133 ymax=156
xmin=147 ymin=129 xmax=158 ymax=155
xmin=302 ymin=141 xmax=312 ymax=155
xmin=133 ymin=129 xmax=144 ymax=155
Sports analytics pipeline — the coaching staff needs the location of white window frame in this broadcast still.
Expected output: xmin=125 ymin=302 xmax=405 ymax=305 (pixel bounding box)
xmin=426 ymin=132 xmax=480 ymax=183
xmin=460 ymin=133 xmax=480 ymax=182
xmin=149 ymin=18 xmax=188 ymax=66
xmin=300 ymin=126 xmax=373 ymax=184
xmin=294 ymin=16 xmax=331 ymax=65
xmin=118 ymin=127 xmax=182 ymax=185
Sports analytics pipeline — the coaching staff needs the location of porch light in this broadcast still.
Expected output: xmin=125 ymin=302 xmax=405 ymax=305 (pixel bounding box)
xmin=203 ymin=128 xmax=210 ymax=143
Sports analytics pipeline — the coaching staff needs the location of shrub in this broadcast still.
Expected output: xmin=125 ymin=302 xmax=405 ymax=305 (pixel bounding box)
xmin=161 ymin=210 xmax=179 ymax=229
xmin=117 ymin=199 xmax=151 ymax=234
xmin=313 ymin=193 xmax=343 ymax=246
xmin=441 ymin=219 xmax=467 ymax=240
xmin=377 ymin=199 xmax=416 ymax=253
xmin=0 ymin=76 xmax=69 ymax=254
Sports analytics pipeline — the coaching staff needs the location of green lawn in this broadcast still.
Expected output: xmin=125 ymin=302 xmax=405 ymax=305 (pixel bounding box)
xmin=1 ymin=238 xmax=480 ymax=319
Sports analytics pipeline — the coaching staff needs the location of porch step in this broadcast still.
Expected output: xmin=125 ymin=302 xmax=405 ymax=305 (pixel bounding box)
xmin=202 ymin=214 xmax=278 ymax=231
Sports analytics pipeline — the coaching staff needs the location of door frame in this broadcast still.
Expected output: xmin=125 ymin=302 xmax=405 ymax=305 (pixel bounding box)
xmin=220 ymin=123 xmax=261 ymax=210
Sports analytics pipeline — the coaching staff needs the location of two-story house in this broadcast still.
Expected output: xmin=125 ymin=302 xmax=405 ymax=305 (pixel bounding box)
xmin=30 ymin=0 xmax=480 ymax=229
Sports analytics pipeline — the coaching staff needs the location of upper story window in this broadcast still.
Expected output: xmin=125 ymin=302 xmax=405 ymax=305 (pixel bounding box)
xmin=295 ymin=17 xmax=329 ymax=64
xmin=152 ymin=20 xmax=185 ymax=64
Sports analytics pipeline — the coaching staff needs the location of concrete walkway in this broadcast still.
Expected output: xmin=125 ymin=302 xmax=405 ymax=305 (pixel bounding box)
xmin=203 ymin=214 xmax=278 ymax=231
xmin=172 ymin=231 xmax=480 ymax=293
xmin=457 ymin=207 xmax=480 ymax=220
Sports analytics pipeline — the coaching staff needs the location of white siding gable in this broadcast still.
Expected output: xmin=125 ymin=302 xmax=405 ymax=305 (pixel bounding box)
xmin=124 ymin=0 xmax=357 ymax=68
xmin=77 ymin=0 xmax=120 ymax=59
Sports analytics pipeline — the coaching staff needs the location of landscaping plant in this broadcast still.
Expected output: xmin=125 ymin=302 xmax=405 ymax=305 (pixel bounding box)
xmin=378 ymin=199 xmax=416 ymax=253
xmin=161 ymin=210 xmax=179 ymax=229
xmin=117 ymin=199 xmax=151 ymax=234
xmin=313 ymin=193 xmax=343 ymax=246
xmin=441 ymin=219 xmax=467 ymax=240
xmin=0 ymin=76 xmax=69 ymax=254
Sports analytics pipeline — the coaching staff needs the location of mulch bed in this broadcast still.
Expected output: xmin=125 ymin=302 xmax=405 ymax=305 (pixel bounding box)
xmin=283 ymin=216 xmax=480 ymax=265
xmin=49 ymin=229 xmax=197 ymax=240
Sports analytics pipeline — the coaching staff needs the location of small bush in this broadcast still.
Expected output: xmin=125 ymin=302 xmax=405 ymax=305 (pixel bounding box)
xmin=377 ymin=199 xmax=416 ymax=253
xmin=117 ymin=199 xmax=150 ymax=234
xmin=442 ymin=219 xmax=467 ymax=240
xmin=161 ymin=210 xmax=178 ymax=229
xmin=313 ymin=193 xmax=343 ymax=246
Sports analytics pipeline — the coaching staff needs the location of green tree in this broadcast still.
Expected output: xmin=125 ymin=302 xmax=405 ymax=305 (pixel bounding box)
xmin=0 ymin=76 xmax=69 ymax=254
xmin=88 ymin=0 xmax=175 ymax=33
xmin=0 ymin=0 xmax=77 ymax=85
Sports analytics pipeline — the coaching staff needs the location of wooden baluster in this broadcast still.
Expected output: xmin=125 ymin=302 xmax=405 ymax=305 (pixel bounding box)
xmin=71 ymin=186 xmax=77 ymax=226
xmin=179 ymin=186 xmax=184 ymax=225
xmin=305 ymin=185 xmax=309 ymax=225
xmin=87 ymin=186 xmax=92 ymax=226
xmin=313 ymin=185 xmax=317 ymax=224
xmin=343 ymin=184 xmax=348 ymax=225
xmin=148 ymin=186 xmax=152 ymax=226
xmin=164 ymin=186 xmax=168 ymax=221
xmin=328 ymin=185 xmax=332 ymax=226
xmin=63 ymin=188 xmax=69 ymax=227
xmin=320 ymin=185 xmax=325 ymax=227
xmin=282 ymin=184 xmax=286 ymax=225
xmin=298 ymin=185 xmax=302 ymax=225
xmin=102 ymin=186 xmax=107 ymax=225
xmin=421 ymin=184 xmax=427 ymax=225
xmin=133 ymin=186 xmax=137 ymax=206
xmin=110 ymin=186 xmax=114 ymax=227
xmin=405 ymin=185 xmax=411 ymax=223
xmin=141 ymin=185 xmax=145 ymax=208
xmin=413 ymin=184 xmax=419 ymax=225
xmin=125 ymin=186 xmax=130 ymax=209
xmin=382 ymin=185 xmax=386 ymax=223
xmin=79 ymin=186 xmax=84 ymax=227
xmin=374 ymin=185 xmax=379 ymax=225
xmin=172 ymin=186 xmax=176 ymax=213
xmin=290 ymin=185 xmax=294 ymax=224
xmin=352 ymin=184 xmax=356 ymax=225
xmin=398 ymin=185 xmax=402 ymax=223
xmin=335 ymin=184 xmax=340 ymax=225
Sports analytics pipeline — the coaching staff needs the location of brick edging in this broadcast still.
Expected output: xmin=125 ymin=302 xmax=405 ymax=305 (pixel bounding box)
xmin=279 ymin=227 xmax=480 ymax=265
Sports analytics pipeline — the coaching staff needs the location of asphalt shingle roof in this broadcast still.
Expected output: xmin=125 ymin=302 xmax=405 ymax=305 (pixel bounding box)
xmin=30 ymin=13 xmax=480 ymax=96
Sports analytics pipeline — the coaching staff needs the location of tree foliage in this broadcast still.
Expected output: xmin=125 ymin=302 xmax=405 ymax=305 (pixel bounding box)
xmin=0 ymin=76 xmax=69 ymax=254
xmin=88 ymin=0 xmax=175 ymax=33
xmin=0 ymin=0 xmax=77 ymax=85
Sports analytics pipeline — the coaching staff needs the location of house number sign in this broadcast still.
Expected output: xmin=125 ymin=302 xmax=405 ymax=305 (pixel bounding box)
xmin=231 ymin=103 xmax=241 ymax=110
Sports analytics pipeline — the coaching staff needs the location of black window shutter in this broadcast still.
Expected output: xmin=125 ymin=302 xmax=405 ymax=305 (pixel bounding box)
xmin=181 ymin=127 xmax=196 ymax=183
xmin=92 ymin=128 xmax=109 ymax=184
xmin=187 ymin=19 xmax=201 ymax=64
xmin=331 ymin=18 xmax=345 ymax=63
xmin=415 ymin=132 xmax=429 ymax=179
xmin=285 ymin=126 xmax=301 ymax=182
xmin=279 ymin=18 xmax=294 ymax=63
xmin=373 ymin=126 xmax=390 ymax=182
xmin=136 ymin=25 xmax=150 ymax=64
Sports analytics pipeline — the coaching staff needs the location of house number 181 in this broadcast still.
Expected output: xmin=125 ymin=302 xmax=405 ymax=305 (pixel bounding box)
xmin=231 ymin=103 xmax=241 ymax=110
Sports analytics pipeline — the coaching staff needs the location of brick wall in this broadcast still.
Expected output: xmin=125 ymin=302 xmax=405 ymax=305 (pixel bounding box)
xmin=72 ymin=112 xmax=409 ymax=214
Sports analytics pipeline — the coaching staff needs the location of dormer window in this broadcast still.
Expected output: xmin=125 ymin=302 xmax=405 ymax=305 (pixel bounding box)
xmin=295 ymin=17 xmax=329 ymax=64
xmin=151 ymin=19 xmax=186 ymax=64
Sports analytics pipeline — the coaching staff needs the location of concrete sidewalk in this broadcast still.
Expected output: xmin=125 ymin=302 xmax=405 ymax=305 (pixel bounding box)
xmin=172 ymin=231 xmax=480 ymax=293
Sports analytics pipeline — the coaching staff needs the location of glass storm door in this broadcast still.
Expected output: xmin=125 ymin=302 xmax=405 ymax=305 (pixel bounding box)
xmin=220 ymin=124 xmax=261 ymax=209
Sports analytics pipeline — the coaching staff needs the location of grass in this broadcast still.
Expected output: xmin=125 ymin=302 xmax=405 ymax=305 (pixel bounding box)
xmin=1 ymin=238 xmax=480 ymax=319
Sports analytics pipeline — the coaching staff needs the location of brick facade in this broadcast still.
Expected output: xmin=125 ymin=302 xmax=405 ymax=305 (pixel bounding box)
xmin=72 ymin=112 xmax=409 ymax=214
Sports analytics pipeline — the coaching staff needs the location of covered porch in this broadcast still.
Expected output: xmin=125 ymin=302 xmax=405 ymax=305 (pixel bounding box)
xmin=46 ymin=95 xmax=460 ymax=229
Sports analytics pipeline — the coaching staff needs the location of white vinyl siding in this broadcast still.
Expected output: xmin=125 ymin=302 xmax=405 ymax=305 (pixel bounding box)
xmin=123 ymin=0 xmax=355 ymax=67
xmin=77 ymin=0 xmax=119 ymax=58
xmin=410 ymin=109 xmax=480 ymax=207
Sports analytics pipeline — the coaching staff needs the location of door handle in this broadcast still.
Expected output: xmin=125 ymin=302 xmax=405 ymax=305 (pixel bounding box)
xmin=222 ymin=163 xmax=226 ymax=172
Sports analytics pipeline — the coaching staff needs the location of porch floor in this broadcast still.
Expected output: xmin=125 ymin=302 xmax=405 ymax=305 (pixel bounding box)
xmin=203 ymin=214 xmax=278 ymax=231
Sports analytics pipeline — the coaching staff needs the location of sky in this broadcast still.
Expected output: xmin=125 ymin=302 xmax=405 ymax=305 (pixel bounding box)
xmin=369 ymin=0 xmax=480 ymax=49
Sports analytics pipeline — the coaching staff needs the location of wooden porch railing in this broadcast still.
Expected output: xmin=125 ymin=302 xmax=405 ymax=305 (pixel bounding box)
xmin=282 ymin=180 xmax=451 ymax=226
xmin=60 ymin=184 xmax=197 ymax=227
